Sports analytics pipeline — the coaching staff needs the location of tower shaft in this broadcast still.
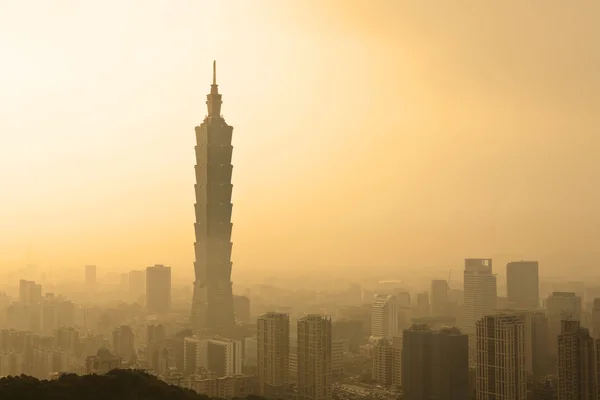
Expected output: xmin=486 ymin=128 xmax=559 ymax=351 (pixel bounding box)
xmin=191 ymin=62 xmax=236 ymax=336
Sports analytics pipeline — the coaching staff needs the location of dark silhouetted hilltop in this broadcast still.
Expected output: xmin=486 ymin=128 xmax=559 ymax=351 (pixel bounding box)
xmin=0 ymin=369 xmax=264 ymax=400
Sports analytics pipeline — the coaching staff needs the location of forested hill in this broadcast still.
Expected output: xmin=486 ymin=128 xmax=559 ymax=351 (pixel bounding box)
xmin=0 ymin=369 xmax=263 ymax=400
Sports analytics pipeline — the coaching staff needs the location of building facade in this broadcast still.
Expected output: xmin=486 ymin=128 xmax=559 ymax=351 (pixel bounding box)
xmin=546 ymin=292 xmax=582 ymax=360
xmin=430 ymin=280 xmax=448 ymax=317
xmin=207 ymin=337 xmax=242 ymax=378
xmin=372 ymin=338 xmax=394 ymax=386
xmin=557 ymin=320 xmax=596 ymax=400
xmin=476 ymin=313 xmax=527 ymax=400
xmin=297 ymin=315 xmax=332 ymax=400
xmin=506 ymin=261 xmax=539 ymax=309
xmin=371 ymin=294 xmax=399 ymax=339
xmin=146 ymin=264 xmax=171 ymax=314
xmin=401 ymin=324 xmax=468 ymax=400
xmin=257 ymin=312 xmax=290 ymax=399
xmin=463 ymin=258 xmax=497 ymax=336
xmin=112 ymin=325 xmax=135 ymax=363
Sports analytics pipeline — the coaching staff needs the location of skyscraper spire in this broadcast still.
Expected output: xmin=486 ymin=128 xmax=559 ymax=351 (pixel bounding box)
xmin=206 ymin=60 xmax=222 ymax=117
xmin=212 ymin=60 xmax=217 ymax=86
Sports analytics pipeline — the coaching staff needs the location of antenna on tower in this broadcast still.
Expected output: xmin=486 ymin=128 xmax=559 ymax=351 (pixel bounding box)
xmin=212 ymin=60 xmax=217 ymax=85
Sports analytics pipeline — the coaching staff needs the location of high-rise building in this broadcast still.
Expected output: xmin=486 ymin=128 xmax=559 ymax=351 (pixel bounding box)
xmin=191 ymin=61 xmax=236 ymax=337
xmin=546 ymin=292 xmax=582 ymax=360
xmin=415 ymin=292 xmax=430 ymax=318
xmin=243 ymin=336 xmax=258 ymax=373
xmin=147 ymin=324 xmax=166 ymax=345
xmin=557 ymin=320 xmax=596 ymax=400
xmin=207 ymin=337 xmax=242 ymax=377
xmin=40 ymin=295 xmax=59 ymax=336
xmin=56 ymin=326 xmax=79 ymax=355
xmin=506 ymin=261 xmax=539 ymax=309
xmin=430 ymin=327 xmax=469 ymax=400
xmin=463 ymin=259 xmax=497 ymax=336
xmin=402 ymin=324 xmax=432 ymax=400
xmin=129 ymin=270 xmax=146 ymax=302
xmin=394 ymin=291 xmax=411 ymax=307
xmin=19 ymin=280 xmax=42 ymax=306
xmin=112 ymin=325 xmax=135 ymax=363
xmin=331 ymin=339 xmax=344 ymax=377
xmin=297 ymin=315 xmax=332 ymax=400
xmin=289 ymin=335 xmax=298 ymax=385
xmin=85 ymin=265 xmax=97 ymax=293
xmin=592 ymin=298 xmax=600 ymax=339
xmin=476 ymin=313 xmax=527 ymax=400
xmin=257 ymin=312 xmax=289 ymax=399
xmin=372 ymin=338 xmax=394 ymax=386
xmin=391 ymin=336 xmax=403 ymax=387
xmin=371 ymin=294 xmax=399 ymax=339
xmin=183 ymin=336 xmax=204 ymax=375
xmin=531 ymin=311 xmax=550 ymax=379
xmin=146 ymin=265 xmax=171 ymax=314
xmin=430 ymin=280 xmax=448 ymax=317
xmin=233 ymin=295 xmax=251 ymax=324
xmin=401 ymin=324 xmax=468 ymax=400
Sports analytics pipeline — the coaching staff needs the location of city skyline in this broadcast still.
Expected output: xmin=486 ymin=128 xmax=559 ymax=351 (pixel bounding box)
xmin=1 ymin=1 xmax=600 ymax=275
xmin=1 ymin=3 xmax=600 ymax=399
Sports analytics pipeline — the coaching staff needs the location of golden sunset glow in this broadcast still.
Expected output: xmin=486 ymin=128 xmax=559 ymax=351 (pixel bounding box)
xmin=1 ymin=1 xmax=599 ymax=280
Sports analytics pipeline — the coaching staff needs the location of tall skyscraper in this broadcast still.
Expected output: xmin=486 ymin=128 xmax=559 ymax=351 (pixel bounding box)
xmin=592 ymin=298 xmax=600 ymax=339
xmin=476 ymin=313 xmax=527 ymax=400
xmin=112 ymin=325 xmax=135 ymax=363
xmin=401 ymin=324 xmax=469 ymax=400
xmin=297 ymin=315 xmax=332 ymax=400
xmin=371 ymin=294 xmax=399 ymax=339
xmin=401 ymin=324 xmax=432 ymax=400
xmin=430 ymin=279 xmax=448 ymax=317
xmin=431 ymin=327 xmax=469 ymax=400
xmin=191 ymin=61 xmax=236 ymax=336
xmin=506 ymin=261 xmax=539 ymax=309
xmin=546 ymin=292 xmax=582 ymax=360
xmin=85 ymin=265 xmax=97 ymax=293
xmin=19 ymin=280 xmax=42 ymax=306
xmin=463 ymin=259 xmax=497 ymax=335
xmin=557 ymin=320 xmax=597 ymax=400
xmin=257 ymin=312 xmax=290 ymax=399
xmin=146 ymin=265 xmax=171 ymax=314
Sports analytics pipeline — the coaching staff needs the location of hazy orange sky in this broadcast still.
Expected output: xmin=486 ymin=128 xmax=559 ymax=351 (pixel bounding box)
xmin=1 ymin=1 xmax=599 ymax=279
